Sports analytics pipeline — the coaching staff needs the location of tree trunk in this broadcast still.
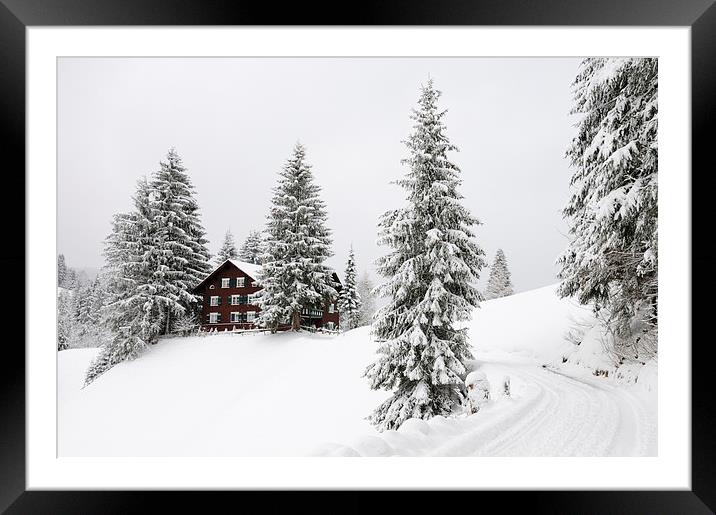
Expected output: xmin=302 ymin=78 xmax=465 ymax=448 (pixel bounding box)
xmin=291 ymin=310 xmax=301 ymax=331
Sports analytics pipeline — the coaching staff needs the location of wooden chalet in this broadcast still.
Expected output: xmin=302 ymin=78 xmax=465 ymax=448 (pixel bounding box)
xmin=192 ymin=259 xmax=341 ymax=331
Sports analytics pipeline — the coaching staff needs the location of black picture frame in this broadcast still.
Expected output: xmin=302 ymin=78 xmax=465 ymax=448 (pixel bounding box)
xmin=1 ymin=1 xmax=714 ymax=512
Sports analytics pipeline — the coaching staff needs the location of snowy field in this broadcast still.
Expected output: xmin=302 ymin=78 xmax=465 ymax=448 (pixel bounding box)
xmin=59 ymin=284 xmax=657 ymax=457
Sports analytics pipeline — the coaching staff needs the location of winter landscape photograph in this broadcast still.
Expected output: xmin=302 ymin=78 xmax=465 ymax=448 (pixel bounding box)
xmin=57 ymin=57 xmax=658 ymax=457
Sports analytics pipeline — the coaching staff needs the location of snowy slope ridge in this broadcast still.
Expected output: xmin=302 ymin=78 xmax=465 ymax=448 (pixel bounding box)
xmin=59 ymin=284 xmax=656 ymax=457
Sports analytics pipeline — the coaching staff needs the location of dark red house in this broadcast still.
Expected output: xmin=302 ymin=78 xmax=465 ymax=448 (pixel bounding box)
xmin=193 ymin=259 xmax=341 ymax=332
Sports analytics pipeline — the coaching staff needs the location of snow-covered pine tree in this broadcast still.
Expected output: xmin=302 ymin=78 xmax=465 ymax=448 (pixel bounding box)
xmin=238 ymin=230 xmax=264 ymax=265
xmin=365 ymin=79 xmax=487 ymax=431
xmin=85 ymin=178 xmax=156 ymax=384
xmin=57 ymin=288 xmax=75 ymax=351
xmin=484 ymin=249 xmax=514 ymax=300
xmin=57 ymin=254 xmax=67 ymax=287
xmin=257 ymin=143 xmax=337 ymax=332
xmin=356 ymin=270 xmax=377 ymax=327
xmin=338 ymin=246 xmax=362 ymax=331
xmin=148 ymin=148 xmax=212 ymax=335
xmin=69 ymin=276 xmax=107 ymax=346
xmin=557 ymin=58 xmax=658 ymax=360
xmin=215 ymin=230 xmax=239 ymax=265
xmin=64 ymin=267 xmax=77 ymax=289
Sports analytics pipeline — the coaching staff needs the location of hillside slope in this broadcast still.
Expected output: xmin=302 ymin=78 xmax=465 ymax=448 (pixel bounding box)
xmin=59 ymin=284 xmax=656 ymax=457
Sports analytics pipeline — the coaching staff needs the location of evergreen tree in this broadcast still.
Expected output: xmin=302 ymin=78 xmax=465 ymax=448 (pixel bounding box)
xmin=58 ymin=254 xmax=67 ymax=288
xmin=338 ymin=246 xmax=362 ymax=331
xmin=365 ymin=80 xmax=486 ymax=431
xmin=57 ymin=289 xmax=74 ymax=351
xmin=257 ymin=143 xmax=337 ymax=331
xmin=484 ymin=249 xmax=514 ymax=300
xmin=215 ymin=230 xmax=239 ymax=264
xmin=85 ymin=178 xmax=156 ymax=384
xmin=356 ymin=270 xmax=377 ymax=327
xmin=65 ymin=267 xmax=77 ymax=289
xmin=238 ymin=230 xmax=264 ymax=265
xmin=85 ymin=150 xmax=212 ymax=384
xmin=556 ymin=58 xmax=658 ymax=358
xmin=149 ymin=148 xmax=212 ymax=335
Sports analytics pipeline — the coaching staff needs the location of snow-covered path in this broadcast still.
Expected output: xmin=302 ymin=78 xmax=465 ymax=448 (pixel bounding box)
xmin=429 ymin=361 xmax=654 ymax=457
xmin=315 ymin=355 xmax=656 ymax=457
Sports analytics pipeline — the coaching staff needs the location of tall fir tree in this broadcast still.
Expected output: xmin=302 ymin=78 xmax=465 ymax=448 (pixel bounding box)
xmin=338 ymin=246 xmax=362 ymax=331
xmin=57 ymin=254 xmax=67 ymax=287
xmin=356 ymin=270 xmax=377 ymax=327
xmin=484 ymin=249 xmax=514 ymax=300
xmin=365 ymin=80 xmax=487 ymax=431
xmin=257 ymin=143 xmax=336 ymax=331
xmin=556 ymin=58 xmax=658 ymax=358
xmin=149 ymin=148 xmax=212 ymax=335
xmin=238 ymin=230 xmax=264 ymax=265
xmin=215 ymin=230 xmax=239 ymax=265
xmin=85 ymin=149 xmax=212 ymax=384
xmin=85 ymin=178 xmax=156 ymax=384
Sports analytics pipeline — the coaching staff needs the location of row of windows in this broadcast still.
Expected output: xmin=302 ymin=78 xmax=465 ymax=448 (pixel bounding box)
xmin=299 ymin=304 xmax=336 ymax=316
xmin=208 ymin=294 xmax=260 ymax=306
xmin=207 ymin=311 xmax=257 ymax=324
xmin=209 ymin=277 xmax=258 ymax=290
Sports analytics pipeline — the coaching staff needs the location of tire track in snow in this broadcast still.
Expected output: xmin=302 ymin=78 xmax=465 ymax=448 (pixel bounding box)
xmin=353 ymin=363 xmax=652 ymax=457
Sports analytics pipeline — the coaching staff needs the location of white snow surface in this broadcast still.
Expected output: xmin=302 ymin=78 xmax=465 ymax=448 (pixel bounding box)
xmin=59 ymin=284 xmax=656 ymax=457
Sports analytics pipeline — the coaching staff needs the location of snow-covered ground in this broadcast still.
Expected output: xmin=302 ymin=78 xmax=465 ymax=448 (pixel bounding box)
xmin=59 ymin=284 xmax=656 ymax=457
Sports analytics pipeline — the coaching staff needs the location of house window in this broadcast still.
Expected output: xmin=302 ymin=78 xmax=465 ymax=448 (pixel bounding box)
xmin=209 ymin=313 xmax=219 ymax=324
xmin=231 ymin=295 xmax=240 ymax=306
xmin=328 ymin=303 xmax=335 ymax=314
xmin=221 ymin=278 xmax=230 ymax=288
xmin=246 ymin=311 xmax=256 ymax=323
xmin=230 ymin=312 xmax=241 ymax=323
xmin=247 ymin=293 xmax=258 ymax=305
xmin=326 ymin=322 xmax=335 ymax=330
xmin=210 ymin=296 xmax=219 ymax=306
xmin=236 ymin=277 xmax=245 ymax=288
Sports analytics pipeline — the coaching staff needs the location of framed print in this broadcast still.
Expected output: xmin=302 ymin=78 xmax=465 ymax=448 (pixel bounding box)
xmin=2 ymin=0 xmax=715 ymax=512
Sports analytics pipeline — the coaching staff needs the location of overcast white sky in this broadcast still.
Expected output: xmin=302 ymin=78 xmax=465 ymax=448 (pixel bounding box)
xmin=58 ymin=57 xmax=581 ymax=292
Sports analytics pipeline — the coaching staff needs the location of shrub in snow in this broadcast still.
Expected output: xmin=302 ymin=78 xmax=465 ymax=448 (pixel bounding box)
xmin=257 ymin=143 xmax=337 ymax=332
xmin=365 ymin=80 xmax=487 ymax=431
xmin=465 ymin=371 xmax=490 ymax=414
xmin=484 ymin=249 xmax=514 ymax=300
xmin=503 ymin=376 xmax=511 ymax=397
xmin=338 ymin=246 xmax=362 ymax=331
xmin=557 ymin=58 xmax=658 ymax=362
xmin=172 ymin=313 xmax=198 ymax=336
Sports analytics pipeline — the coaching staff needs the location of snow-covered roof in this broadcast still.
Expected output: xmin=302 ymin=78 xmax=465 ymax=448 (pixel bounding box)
xmin=228 ymin=259 xmax=262 ymax=281
xmin=192 ymin=258 xmax=263 ymax=292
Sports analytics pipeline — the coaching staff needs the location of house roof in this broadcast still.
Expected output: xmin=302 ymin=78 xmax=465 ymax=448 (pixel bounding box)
xmin=228 ymin=259 xmax=262 ymax=281
xmin=192 ymin=258 xmax=262 ymax=293
xmin=193 ymin=258 xmax=342 ymax=293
